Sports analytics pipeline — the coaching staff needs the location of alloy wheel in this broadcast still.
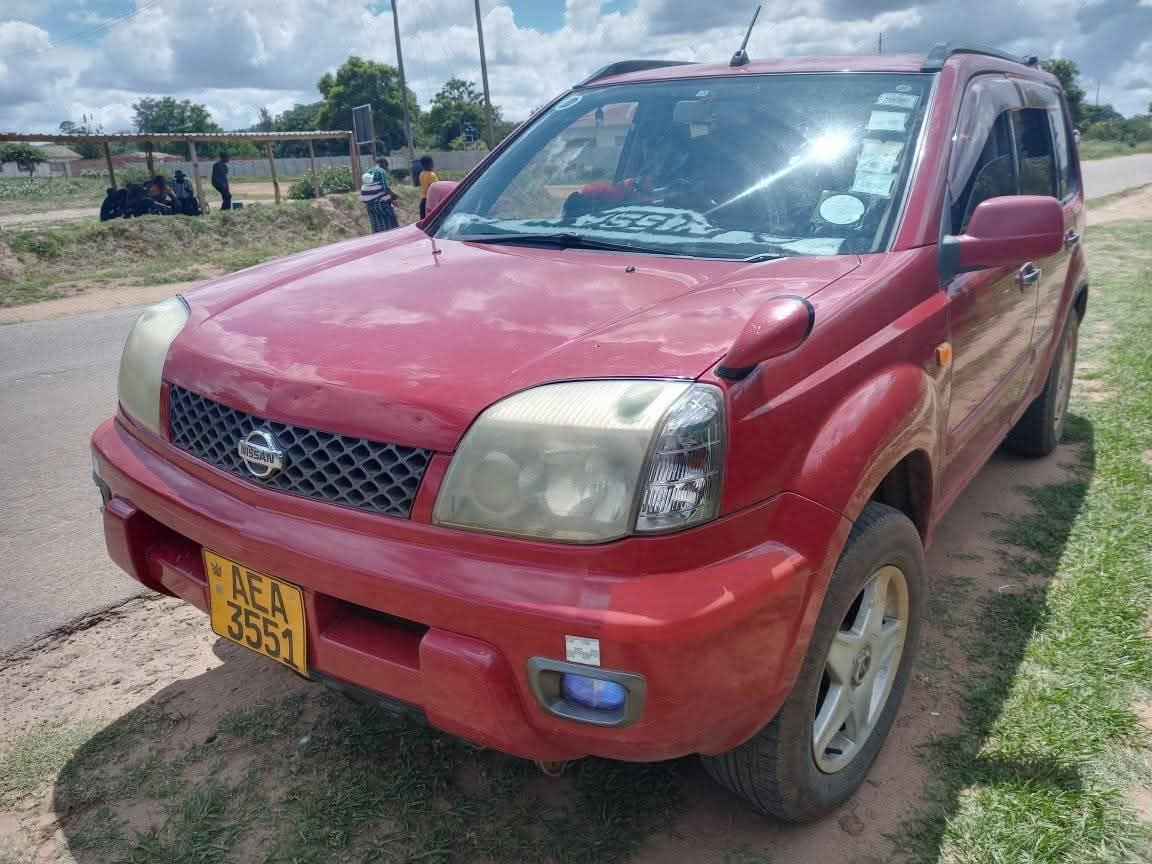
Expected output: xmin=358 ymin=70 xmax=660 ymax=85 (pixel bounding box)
xmin=812 ymin=564 xmax=909 ymax=774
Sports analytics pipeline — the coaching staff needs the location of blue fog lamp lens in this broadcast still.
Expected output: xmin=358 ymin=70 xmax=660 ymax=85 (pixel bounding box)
xmin=560 ymin=674 xmax=626 ymax=711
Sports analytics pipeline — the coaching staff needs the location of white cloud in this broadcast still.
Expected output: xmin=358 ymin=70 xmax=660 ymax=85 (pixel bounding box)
xmin=1 ymin=0 xmax=1150 ymax=134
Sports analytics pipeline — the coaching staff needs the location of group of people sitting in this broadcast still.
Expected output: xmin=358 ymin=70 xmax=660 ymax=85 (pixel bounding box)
xmin=100 ymin=170 xmax=203 ymax=221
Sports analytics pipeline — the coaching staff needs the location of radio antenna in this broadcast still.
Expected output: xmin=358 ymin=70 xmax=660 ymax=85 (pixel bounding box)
xmin=730 ymin=4 xmax=762 ymax=67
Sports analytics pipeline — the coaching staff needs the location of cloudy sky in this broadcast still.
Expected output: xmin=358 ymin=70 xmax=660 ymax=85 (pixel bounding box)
xmin=1 ymin=0 xmax=1150 ymax=136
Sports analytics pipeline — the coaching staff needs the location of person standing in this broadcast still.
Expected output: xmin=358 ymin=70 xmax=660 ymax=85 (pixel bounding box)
xmin=211 ymin=152 xmax=231 ymax=212
xmin=418 ymin=155 xmax=439 ymax=219
xmin=360 ymin=157 xmax=399 ymax=233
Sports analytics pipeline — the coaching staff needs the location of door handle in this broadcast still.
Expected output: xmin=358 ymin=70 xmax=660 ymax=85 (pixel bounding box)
xmin=1064 ymin=230 xmax=1081 ymax=249
xmin=1016 ymin=262 xmax=1042 ymax=287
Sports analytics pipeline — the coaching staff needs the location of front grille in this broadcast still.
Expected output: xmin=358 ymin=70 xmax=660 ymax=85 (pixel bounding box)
xmin=168 ymin=385 xmax=432 ymax=518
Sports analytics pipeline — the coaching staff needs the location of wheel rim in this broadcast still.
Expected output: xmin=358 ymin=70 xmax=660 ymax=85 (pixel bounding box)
xmin=1052 ymin=325 xmax=1077 ymax=442
xmin=812 ymin=564 xmax=909 ymax=774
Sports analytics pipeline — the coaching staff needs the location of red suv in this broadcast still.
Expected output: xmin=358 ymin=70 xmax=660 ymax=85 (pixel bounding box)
xmin=91 ymin=43 xmax=1085 ymax=821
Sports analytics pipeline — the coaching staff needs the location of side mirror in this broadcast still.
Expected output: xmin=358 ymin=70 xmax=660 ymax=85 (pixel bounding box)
xmin=942 ymin=195 xmax=1065 ymax=280
xmin=716 ymin=297 xmax=814 ymax=380
xmin=423 ymin=180 xmax=459 ymax=220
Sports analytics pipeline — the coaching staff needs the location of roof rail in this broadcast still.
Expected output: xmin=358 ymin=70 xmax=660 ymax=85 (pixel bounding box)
xmin=577 ymin=59 xmax=695 ymax=87
xmin=921 ymin=42 xmax=1039 ymax=72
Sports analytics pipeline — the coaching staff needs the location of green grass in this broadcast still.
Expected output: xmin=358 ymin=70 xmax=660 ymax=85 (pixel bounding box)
xmin=896 ymin=219 xmax=1152 ymax=862
xmin=1078 ymin=138 xmax=1152 ymax=160
xmin=0 ymin=176 xmax=108 ymax=214
xmin=32 ymin=691 xmax=679 ymax=864
xmin=0 ymin=186 xmax=425 ymax=308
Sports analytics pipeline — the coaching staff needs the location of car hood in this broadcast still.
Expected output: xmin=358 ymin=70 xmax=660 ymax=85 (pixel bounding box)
xmin=166 ymin=227 xmax=859 ymax=451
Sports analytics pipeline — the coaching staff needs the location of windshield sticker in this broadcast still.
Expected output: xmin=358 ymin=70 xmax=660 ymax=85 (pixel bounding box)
xmin=818 ymin=194 xmax=866 ymax=225
xmin=554 ymin=94 xmax=583 ymax=110
xmin=850 ymin=171 xmax=896 ymax=198
xmin=857 ymin=139 xmax=903 ymax=174
xmin=574 ymin=207 xmax=714 ymax=235
xmin=443 ymin=208 xmax=846 ymax=257
xmin=876 ymin=92 xmax=919 ymax=110
xmin=866 ymin=110 xmax=909 ymax=133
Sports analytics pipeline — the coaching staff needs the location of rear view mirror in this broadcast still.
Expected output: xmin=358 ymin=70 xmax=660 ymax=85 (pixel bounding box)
xmin=423 ymin=180 xmax=460 ymax=221
xmin=941 ymin=195 xmax=1064 ymax=280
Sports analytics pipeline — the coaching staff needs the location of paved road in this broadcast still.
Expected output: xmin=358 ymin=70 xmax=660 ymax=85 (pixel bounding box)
xmin=1081 ymin=153 xmax=1152 ymax=198
xmin=0 ymin=308 xmax=145 ymax=653
xmin=1 ymin=156 xmax=1148 ymax=655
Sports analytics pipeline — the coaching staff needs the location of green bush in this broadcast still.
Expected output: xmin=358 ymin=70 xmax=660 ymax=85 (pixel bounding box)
xmin=287 ymin=176 xmax=317 ymax=200
xmin=286 ymin=166 xmax=356 ymax=200
xmin=319 ymin=166 xmax=354 ymax=194
xmin=118 ymin=167 xmax=157 ymax=186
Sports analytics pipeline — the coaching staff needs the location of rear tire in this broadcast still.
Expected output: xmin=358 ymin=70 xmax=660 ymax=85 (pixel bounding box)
xmin=1005 ymin=312 xmax=1079 ymax=458
xmin=701 ymin=501 xmax=925 ymax=822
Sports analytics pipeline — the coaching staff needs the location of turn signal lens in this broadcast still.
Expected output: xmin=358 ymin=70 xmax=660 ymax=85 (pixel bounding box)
xmin=634 ymin=384 xmax=725 ymax=533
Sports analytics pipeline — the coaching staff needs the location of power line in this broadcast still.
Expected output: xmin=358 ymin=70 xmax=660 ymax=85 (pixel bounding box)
xmin=6 ymin=0 xmax=162 ymax=62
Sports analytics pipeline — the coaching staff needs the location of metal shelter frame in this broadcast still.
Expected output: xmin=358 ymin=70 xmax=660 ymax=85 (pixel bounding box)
xmin=0 ymin=130 xmax=359 ymax=206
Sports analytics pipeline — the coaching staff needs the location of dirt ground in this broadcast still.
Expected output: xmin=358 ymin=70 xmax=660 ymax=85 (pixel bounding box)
xmin=1088 ymin=183 xmax=1152 ymax=223
xmin=0 ymin=431 xmax=1085 ymax=862
xmin=0 ymin=277 xmax=222 ymax=324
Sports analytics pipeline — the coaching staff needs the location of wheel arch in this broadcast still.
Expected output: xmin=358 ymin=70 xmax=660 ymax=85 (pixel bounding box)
xmin=791 ymin=362 xmax=943 ymax=543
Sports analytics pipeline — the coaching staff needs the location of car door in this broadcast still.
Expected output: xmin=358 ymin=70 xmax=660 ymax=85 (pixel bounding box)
xmin=941 ymin=77 xmax=1037 ymax=491
xmin=1014 ymin=80 xmax=1084 ymax=355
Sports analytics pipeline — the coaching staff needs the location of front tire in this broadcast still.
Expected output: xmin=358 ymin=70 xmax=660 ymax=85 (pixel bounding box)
xmin=701 ymin=501 xmax=925 ymax=822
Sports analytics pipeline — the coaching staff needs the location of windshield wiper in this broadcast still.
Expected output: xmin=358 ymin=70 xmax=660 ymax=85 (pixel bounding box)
xmin=457 ymin=232 xmax=680 ymax=257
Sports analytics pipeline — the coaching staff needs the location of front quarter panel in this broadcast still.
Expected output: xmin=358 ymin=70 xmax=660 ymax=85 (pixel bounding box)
xmin=720 ymin=247 xmax=949 ymax=529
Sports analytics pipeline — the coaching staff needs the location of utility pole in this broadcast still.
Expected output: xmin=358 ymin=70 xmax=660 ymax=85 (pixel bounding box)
xmin=390 ymin=0 xmax=416 ymax=174
xmin=474 ymin=0 xmax=496 ymax=149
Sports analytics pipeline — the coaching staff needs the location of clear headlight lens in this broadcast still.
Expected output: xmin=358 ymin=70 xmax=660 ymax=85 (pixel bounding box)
xmin=117 ymin=296 xmax=190 ymax=434
xmin=433 ymin=380 xmax=725 ymax=543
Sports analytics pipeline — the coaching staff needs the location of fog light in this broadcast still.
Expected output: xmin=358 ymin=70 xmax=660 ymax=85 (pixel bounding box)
xmin=560 ymin=674 xmax=626 ymax=711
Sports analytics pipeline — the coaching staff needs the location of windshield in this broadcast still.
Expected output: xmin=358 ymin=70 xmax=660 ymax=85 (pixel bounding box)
xmin=433 ymin=73 xmax=931 ymax=260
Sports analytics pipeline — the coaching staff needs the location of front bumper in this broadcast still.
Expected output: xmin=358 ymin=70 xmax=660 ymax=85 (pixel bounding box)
xmin=92 ymin=416 xmax=849 ymax=762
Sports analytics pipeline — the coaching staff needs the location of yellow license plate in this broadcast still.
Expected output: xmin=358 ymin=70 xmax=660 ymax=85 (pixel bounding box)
xmin=204 ymin=550 xmax=308 ymax=677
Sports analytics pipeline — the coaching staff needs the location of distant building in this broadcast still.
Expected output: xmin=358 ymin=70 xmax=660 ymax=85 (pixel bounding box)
xmin=0 ymin=143 xmax=82 ymax=177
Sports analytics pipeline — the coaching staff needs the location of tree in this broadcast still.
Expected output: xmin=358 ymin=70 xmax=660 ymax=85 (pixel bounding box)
xmin=132 ymin=97 xmax=220 ymax=135
xmin=423 ymin=78 xmax=501 ymax=150
xmin=58 ymin=115 xmax=104 ymax=159
xmin=1041 ymin=59 xmax=1086 ymax=127
xmin=132 ymin=97 xmax=223 ymax=156
xmin=316 ymin=56 xmax=419 ymax=150
xmin=253 ymin=107 xmax=275 ymax=133
xmin=1081 ymin=103 xmax=1123 ymax=127
xmin=0 ymin=143 xmax=46 ymax=178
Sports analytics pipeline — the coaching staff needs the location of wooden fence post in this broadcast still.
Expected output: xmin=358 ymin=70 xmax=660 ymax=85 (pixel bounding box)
xmin=103 ymin=141 xmax=117 ymax=190
xmin=349 ymin=133 xmax=362 ymax=185
xmin=188 ymin=140 xmax=205 ymax=210
xmin=145 ymin=142 xmax=155 ymax=177
xmin=266 ymin=142 xmax=280 ymax=205
xmin=307 ymin=139 xmax=320 ymax=198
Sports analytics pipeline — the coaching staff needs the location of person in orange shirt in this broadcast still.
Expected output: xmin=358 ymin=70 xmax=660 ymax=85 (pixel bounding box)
xmin=418 ymin=155 xmax=439 ymax=218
